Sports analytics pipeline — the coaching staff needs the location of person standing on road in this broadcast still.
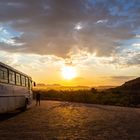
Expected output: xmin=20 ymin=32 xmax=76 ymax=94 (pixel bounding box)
xmin=36 ymin=93 xmax=41 ymax=106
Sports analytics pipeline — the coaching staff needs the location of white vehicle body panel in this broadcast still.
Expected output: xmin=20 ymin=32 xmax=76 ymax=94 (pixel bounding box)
xmin=0 ymin=62 xmax=33 ymax=113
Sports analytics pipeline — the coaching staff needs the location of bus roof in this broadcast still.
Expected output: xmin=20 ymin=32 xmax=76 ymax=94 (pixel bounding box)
xmin=0 ymin=61 xmax=31 ymax=79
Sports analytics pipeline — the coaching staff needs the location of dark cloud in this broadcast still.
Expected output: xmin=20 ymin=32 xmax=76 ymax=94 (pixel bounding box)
xmin=0 ymin=0 xmax=140 ymax=58
xmin=110 ymin=76 xmax=136 ymax=80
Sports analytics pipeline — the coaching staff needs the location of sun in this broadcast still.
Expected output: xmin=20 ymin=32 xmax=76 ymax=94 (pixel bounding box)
xmin=61 ymin=66 xmax=77 ymax=80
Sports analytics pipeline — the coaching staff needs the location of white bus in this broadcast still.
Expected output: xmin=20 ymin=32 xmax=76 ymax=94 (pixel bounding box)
xmin=0 ymin=62 xmax=34 ymax=113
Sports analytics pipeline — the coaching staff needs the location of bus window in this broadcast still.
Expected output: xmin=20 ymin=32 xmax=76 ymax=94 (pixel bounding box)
xmin=25 ymin=77 xmax=29 ymax=87
xmin=21 ymin=75 xmax=26 ymax=86
xmin=29 ymin=79 xmax=32 ymax=89
xmin=0 ymin=66 xmax=8 ymax=83
xmin=9 ymin=70 xmax=15 ymax=84
xmin=16 ymin=73 xmax=21 ymax=85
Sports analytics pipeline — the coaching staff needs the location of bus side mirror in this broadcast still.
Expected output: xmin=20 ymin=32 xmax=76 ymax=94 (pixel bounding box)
xmin=34 ymin=82 xmax=36 ymax=86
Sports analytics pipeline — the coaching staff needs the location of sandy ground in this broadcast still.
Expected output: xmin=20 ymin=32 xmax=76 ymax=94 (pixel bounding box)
xmin=0 ymin=100 xmax=140 ymax=140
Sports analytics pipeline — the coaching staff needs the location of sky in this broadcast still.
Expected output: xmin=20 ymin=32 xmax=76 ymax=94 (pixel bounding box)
xmin=0 ymin=0 xmax=140 ymax=86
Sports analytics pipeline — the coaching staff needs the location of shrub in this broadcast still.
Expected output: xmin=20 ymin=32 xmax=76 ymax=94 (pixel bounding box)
xmin=33 ymin=88 xmax=139 ymax=107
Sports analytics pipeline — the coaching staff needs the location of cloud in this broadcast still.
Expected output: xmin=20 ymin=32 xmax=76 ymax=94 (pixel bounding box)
xmin=74 ymin=23 xmax=83 ymax=30
xmin=103 ymin=76 xmax=137 ymax=85
xmin=132 ymin=43 xmax=140 ymax=47
xmin=0 ymin=0 xmax=140 ymax=66
xmin=136 ymin=34 xmax=140 ymax=38
xmin=111 ymin=48 xmax=140 ymax=67
xmin=96 ymin=19 xmax=108 ymax=24
xmin=0 ymin=50 xmax=64 ymax=75
xmin=110 ymin=76 xmax=136 ymax=81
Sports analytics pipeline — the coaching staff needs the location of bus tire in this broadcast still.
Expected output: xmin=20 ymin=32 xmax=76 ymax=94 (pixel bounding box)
xmin=21 ymin=99 xmax=28 ymax=111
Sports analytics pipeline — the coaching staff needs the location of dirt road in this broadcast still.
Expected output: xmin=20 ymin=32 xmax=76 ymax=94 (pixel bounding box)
xmin=0 ymin=101 xmax=140 ymax=140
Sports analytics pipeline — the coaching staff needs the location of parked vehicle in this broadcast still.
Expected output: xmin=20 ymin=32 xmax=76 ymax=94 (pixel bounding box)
xmin=0 ymin=62 xmax=34 ymax=113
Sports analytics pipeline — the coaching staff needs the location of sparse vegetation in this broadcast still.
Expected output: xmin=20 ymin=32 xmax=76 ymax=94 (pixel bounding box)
xmin=33 ymin=88 xmax=140 ymax=107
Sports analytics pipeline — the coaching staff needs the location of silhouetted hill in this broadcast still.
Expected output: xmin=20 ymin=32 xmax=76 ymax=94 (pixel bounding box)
xmin=105 ymin=77 xmax=140 ymax=106
xmin=107 ymin=77 xmax=140 ymax=94
xmin=119 ymin=77 xmax=140 ymax=91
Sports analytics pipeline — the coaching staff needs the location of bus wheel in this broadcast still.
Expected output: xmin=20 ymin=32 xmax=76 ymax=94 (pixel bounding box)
xmin=21 ymin=99 xmax=28 ymax=111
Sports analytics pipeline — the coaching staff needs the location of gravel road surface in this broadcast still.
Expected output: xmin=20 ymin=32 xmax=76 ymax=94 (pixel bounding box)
xmin=0 ymin=101 xmax=140 ymax=140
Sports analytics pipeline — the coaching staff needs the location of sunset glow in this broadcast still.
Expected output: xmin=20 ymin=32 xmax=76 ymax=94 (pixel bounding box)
xmin=61 ymin=66 xmax=77 ymax=80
